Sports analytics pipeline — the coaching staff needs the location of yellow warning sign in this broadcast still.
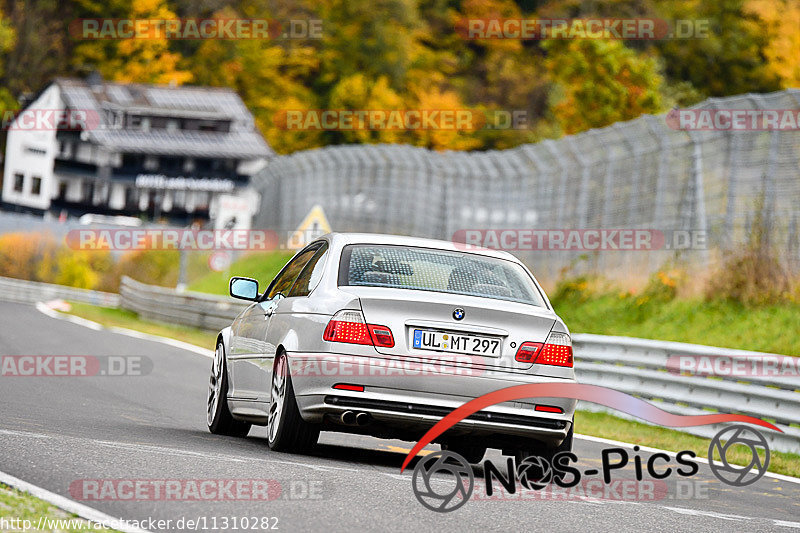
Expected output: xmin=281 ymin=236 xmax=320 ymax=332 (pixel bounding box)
xmin=286 ymin=205 xmax=332 ymax=250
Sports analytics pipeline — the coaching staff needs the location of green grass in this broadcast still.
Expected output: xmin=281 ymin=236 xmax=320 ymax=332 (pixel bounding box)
xmin=0 ymin=482 xmax=122 ymax=532
xmin=576 ymin=411 xmax=800 ymax=477
xmin=551 ymin=292 xmax=800 ymax=356
xmin=188 ymin=251 xmax=294 ymax=296
xmin=66 ymin=302 xmax=216 ymax=349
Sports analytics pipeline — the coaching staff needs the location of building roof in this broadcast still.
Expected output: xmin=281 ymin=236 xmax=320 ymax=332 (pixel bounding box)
xmin=54 ymin=77 xmax=275 ymax=159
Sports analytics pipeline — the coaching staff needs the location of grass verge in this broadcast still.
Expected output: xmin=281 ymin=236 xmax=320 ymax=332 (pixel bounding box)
xmin=59 ymin=302 xmax=800 ymax=479
xmin=0 ymin=482 xmax=121 ymax=532
xmin=551 ymin=291 xmax=800 ymax=356
xmin=66 ymin=301 xmax=216 ymax=350
xmin=576 ymin=410 xmax=800 ymax=477
xmin=188 ymin=251 xmax=294 ymax=296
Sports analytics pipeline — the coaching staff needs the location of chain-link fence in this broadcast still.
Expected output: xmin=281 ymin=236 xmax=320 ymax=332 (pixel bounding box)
xmin=253 ymin=90 xmax=800 ymax=283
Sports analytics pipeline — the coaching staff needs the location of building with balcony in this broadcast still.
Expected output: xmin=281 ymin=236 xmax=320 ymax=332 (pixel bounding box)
xmin=1 ymin=76 xmax=274 ymax=226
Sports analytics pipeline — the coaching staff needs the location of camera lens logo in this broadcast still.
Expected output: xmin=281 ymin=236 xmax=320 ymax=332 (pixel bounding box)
xmin=411 ymin=451 xmax=474 ymax=512
xmin=516 ymin=456 xmax=553 ymax=490
xmin=708 ymin=425 xmax=770 ymax=487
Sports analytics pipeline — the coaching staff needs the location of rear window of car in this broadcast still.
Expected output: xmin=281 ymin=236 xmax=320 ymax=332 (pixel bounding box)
xmin=338 ymin=244 xmax=546 ymax=307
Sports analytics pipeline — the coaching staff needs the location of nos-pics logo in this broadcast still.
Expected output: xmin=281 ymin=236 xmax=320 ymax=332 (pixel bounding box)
xmin=411 ymin=424 xmax=770 ymax=512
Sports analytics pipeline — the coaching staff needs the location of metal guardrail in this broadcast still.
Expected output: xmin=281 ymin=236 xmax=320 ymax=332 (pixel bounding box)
xmin=6 ymin=274 xmax=796 ymax=453
xmin=119 ymin=276 xmax=248 ymax=331
xmin=572 ymin=333 xmax=800 ymax=454
xmin=0 ymin=276 xmax=119 ymax=307
xmin=118 ymin=277 xmax=800 ymax=452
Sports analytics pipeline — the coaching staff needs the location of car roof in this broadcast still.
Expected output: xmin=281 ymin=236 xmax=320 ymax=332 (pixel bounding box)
xmin=321 ymin=232 xmax=520 ymax=262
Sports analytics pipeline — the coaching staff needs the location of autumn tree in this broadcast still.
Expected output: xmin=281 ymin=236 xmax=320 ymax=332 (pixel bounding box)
xmin=71 ymin=0 xmax=193 ymax=85
xmin=543 ymin=39 xmax=664 ymax=135
xmin=746 ymin=0 xmax=800 ymax=88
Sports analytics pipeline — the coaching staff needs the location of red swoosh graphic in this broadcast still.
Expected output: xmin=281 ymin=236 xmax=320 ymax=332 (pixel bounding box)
xmin=400 ymin=383 xmax=781 ymax=472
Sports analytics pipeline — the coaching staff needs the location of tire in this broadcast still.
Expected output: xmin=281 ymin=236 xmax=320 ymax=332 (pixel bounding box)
xmin=441 ymin=442 xmax=487 ymax=464
xmin=514 ymin=420 xmax=574 ymax=466
xmin=267 ymin=351 xmax=319 ymax=452
xmin=207 ymin=341 xmax=251 ymax=437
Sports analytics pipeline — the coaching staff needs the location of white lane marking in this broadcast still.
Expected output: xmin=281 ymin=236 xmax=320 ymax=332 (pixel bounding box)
xmin=659 ymin=505 xmax=800 ymax=529
xmin=576 ymin=433 xmax=800 ymax=485
xmin=0 ymin=428 xmax=360 ymax=474
xmin=0 ymin=468 xmax=151 ymax=533
xmin=35 ymin=302 xmax=103 ymax=330
xmin=774 ymin=520 xmax=800 ymax=529
xmin=35 ymin=302 xmax=213 ymax=358
xmin=659 ymin=506 xmax=750 ymax=521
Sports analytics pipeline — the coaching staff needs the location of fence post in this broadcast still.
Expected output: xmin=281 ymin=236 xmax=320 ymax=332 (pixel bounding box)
xmin=687 ymin=130 xmax=709 ymax=266
xmin=601 ymin=140 xmax=617 ymax=228
xmin=749 ymin=96 xmax=779 ymax=247
xmin=543 ymin=140 xmax=568 ymax=228
xmin=566 ymin=136 xmax=591 ymax=228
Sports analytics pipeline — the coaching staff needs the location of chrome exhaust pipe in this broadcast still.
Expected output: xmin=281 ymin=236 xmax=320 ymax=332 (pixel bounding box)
xmin=340 ymin=411 xmax=356 ymax=425
xmin=355 ymin=412 xmax=371 ymax=426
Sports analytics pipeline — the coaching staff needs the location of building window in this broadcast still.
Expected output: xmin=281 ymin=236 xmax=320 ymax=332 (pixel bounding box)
xmin=58 ymin=141 xmax=74 ymax=159
xmin=122 ymin=153 xmax=144 ymax=170
xmin=160 ymin=156 xmax=183 ymax=172
xmin=31 ymin=176 xmax=42 ymax=196
xmin=13 ymin=173 xmax=24 ymax=192
xmin=25 ymin=146 xmax=47 ymax=156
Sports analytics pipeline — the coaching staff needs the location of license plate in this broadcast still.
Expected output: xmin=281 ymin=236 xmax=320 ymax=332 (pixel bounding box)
xmin=412 ymin=329 xmax=501 ymax=357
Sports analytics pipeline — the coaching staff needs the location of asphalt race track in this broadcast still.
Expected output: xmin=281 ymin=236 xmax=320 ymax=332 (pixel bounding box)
xmin=1 ymin=300 xmax=799 ymax=532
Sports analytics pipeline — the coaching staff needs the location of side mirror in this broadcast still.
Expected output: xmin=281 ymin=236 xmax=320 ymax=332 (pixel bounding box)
xmin=229 ymin=277 xmax=259 ymax=301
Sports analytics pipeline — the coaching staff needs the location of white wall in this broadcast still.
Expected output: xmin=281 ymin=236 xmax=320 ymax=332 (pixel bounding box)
xmin=1 ymin=84 xmax=62 ymax=211
xmin=237 ymin=157 xmax=267 ymax=176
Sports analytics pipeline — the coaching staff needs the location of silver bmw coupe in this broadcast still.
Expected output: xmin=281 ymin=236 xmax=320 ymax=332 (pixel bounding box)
xmin=207 ymin=233 xmax=576 ymax=463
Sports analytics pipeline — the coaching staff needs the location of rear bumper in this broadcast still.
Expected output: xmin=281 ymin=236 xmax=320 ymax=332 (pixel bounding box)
xmin=289 ymin=351 xmax=576 ymax=447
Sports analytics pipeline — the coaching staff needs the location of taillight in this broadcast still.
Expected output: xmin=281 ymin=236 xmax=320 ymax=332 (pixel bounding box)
xmin=368 ymin=324 xmax=395 ymax=348
xmin=535 ymin=405 xmax=564 ymax=413
xmin=536 ymin=332 xmax=573 ymax=367
xmin=323 ymin=310 xmax=394 ymax=348
xmin=323 ymin=310 xmax=372 ymax=345
xmin=517 ymin=333 xmax=573 ymax=367
xmin=333 ymin=383 xmax=365 ymax=392
xmin=515 ymin=342 xmax=543 ymax=362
